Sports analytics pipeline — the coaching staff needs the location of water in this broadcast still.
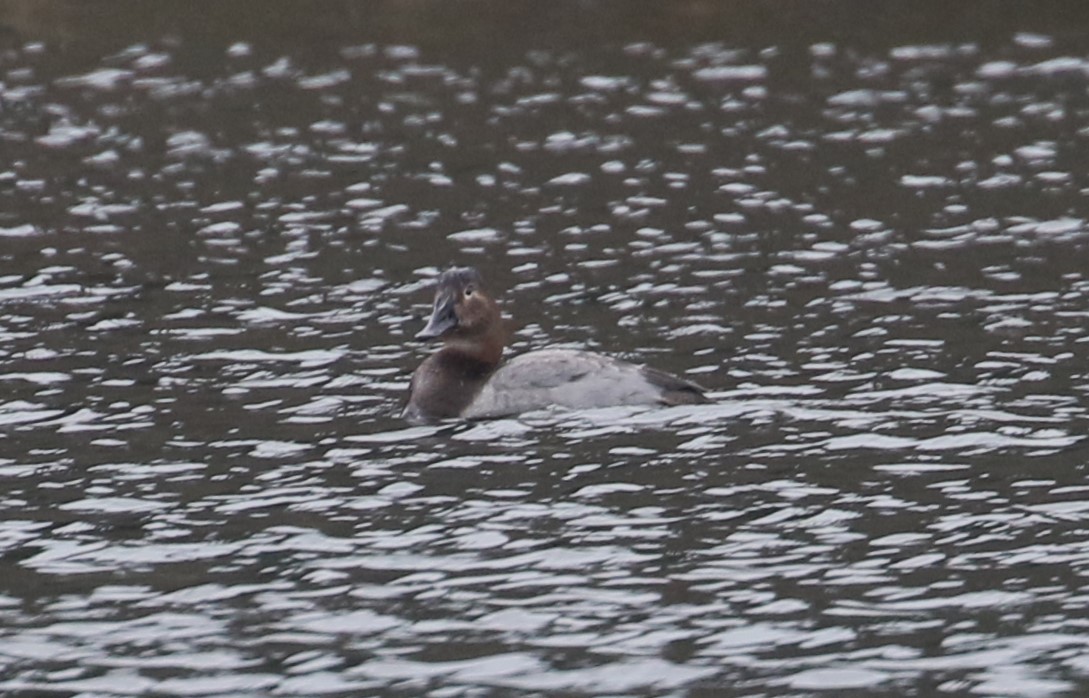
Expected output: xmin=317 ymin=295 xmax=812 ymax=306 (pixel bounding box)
xmin=2 ymin=2 xmax=1089 ymax=695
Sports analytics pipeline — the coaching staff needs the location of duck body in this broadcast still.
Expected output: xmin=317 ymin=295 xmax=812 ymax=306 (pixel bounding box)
xmin=464 ymin=347 xmax=705 ymax=419
xmin=403 ymin=267 xmax=707 ymax=422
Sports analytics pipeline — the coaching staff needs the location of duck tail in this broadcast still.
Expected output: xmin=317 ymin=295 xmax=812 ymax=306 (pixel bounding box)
xmin=641 ymin=365 xmax=710 ymax=405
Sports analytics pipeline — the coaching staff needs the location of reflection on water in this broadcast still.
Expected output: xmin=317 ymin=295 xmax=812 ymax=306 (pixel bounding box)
xmin=2 ymin=2 xmax=1089 ymax=696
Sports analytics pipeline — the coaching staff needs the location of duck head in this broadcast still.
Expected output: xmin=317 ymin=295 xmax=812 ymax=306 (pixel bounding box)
xmin=416 ymin=267 xmax=502 ymax=346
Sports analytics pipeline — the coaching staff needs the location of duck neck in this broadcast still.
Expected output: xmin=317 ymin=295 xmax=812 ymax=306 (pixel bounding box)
xmin=441 ymin=325 xmax=505 ymax=371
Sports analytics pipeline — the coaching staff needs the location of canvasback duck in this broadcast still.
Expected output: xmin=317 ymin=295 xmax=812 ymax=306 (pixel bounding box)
xmin=403 ymin=267 xmax=708 ymax=422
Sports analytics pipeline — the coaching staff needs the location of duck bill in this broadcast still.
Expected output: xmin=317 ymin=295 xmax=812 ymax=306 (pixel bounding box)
xmin=415 ymin=294 xmax=458 ymax=340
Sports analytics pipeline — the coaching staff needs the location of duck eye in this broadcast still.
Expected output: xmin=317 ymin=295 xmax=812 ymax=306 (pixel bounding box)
xmin=464 ymin=286 xmax=475 ymax=297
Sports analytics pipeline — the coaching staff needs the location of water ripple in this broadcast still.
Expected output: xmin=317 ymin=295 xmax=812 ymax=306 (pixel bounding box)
xmin=3 ymin=14 xmax=1089 ymax=697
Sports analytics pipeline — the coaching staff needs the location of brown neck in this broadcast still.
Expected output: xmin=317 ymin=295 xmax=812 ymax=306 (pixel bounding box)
xmin=442 ymin=321 xmax=506 ymax=370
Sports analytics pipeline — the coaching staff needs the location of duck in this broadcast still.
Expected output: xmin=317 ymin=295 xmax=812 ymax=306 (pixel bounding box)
xmin=402 ymin=267 xmax=708 ymax=422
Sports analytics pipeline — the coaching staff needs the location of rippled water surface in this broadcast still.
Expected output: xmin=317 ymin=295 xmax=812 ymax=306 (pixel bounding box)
xmin=3 ymin=3 xmax=1089 ymax=696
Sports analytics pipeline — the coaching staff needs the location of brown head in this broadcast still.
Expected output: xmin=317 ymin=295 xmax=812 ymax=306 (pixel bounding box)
xmin=416 ymin=267 xmax=506 ymax=366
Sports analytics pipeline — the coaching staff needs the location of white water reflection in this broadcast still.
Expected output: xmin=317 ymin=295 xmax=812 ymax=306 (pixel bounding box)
xmin=2 ymin=9 xmax=1089 ymax=698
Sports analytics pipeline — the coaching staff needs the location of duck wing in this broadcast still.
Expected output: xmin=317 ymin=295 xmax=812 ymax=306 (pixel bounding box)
xmin=462 ymin=348 xmax=706 ymax=418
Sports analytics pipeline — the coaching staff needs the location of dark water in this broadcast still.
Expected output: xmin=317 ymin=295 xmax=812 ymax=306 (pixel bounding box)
xmin=3 ymin=2 xmax=1089 ymax=695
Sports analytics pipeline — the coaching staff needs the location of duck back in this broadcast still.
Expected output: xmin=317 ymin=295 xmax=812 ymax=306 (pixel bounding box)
xmin=461 ymin=348 xmax=706 ymax=419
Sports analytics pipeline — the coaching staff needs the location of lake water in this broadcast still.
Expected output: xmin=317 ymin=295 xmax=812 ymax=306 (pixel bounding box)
xmin=2 ymin=2 xmax=1089 ymax=696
